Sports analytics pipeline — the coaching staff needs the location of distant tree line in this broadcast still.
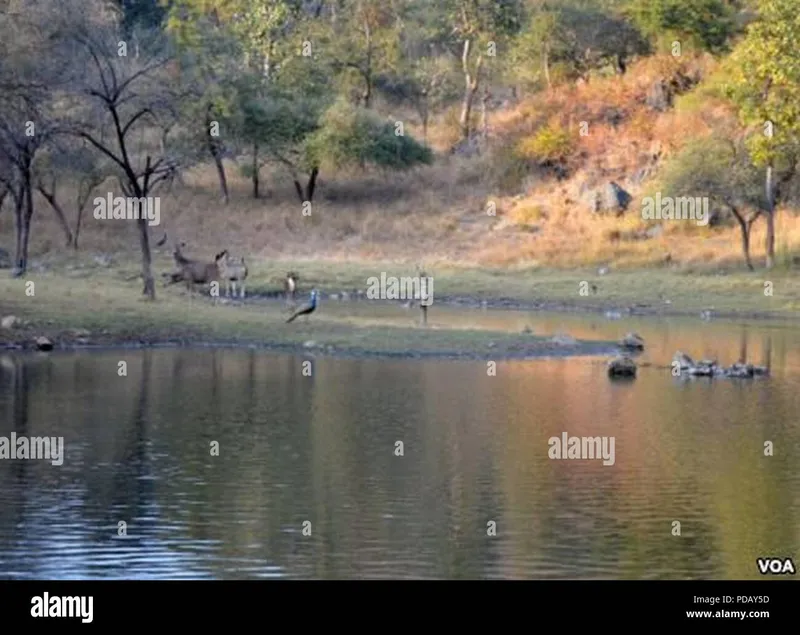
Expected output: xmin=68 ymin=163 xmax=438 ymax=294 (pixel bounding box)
xmin=0 ymin=0 xmax=796 ymax=295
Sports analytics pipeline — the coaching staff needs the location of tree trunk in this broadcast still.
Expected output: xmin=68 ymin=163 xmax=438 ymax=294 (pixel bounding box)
xmin=730 ymin=207 xmax=754 ymax=272
xmin=293 ymin=168 xmax=319 ymax=203
xmin=480 ymin=86 xmax=490 ymax=144
xmin=292 ymin=179 xmax=304 ymax=203
xmin=305 ymin=167 xmax=319 ymax=202
xmin=38 ymin=185 xmax=74 ymax=247
xmin=15 ymin=177 xmax=34 ymax=275
xmin=206 ymin=106 xmax=229 ymax=205
xmin=74 ymin=181 xmax=97 ymax=252
xmin=74 ymin=203 xmax=84 ymax=250
xmin=211 ymin=149 xmax=229 ymax=204
xmin=362 ymin=20 xmax=372 ymax=108
xmin=615 ymin=53 xmax=627 ymax=75
xmin=252 ymin=142 xmax=260 ymax=199
xmin=421 ymin=91 xmax=429 ymax=142
xmin=543 ymin=45 xmax=552 ymax=89
xmin=12 ymin=185 xmax=25 ymax=275
xmin=764 ymin=164 xmax=776 ymax=269
xmin=459 ymin=39 xmax=482 ymax=142
xmin=137 ymin=216 xmax=155 ymax=299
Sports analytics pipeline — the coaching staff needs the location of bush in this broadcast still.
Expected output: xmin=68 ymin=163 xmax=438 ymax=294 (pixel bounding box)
xmin=516 ymin=120 xmax=574 ymax=164
xmin=306 ymin=99 xmax=433 ymax=171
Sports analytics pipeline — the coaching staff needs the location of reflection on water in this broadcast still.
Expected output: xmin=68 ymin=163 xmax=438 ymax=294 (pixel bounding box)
xmin=0 ymin=310 xmax=798 ymax=580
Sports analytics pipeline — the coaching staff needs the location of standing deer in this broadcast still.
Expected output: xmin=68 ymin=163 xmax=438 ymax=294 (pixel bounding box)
xmin=166 ymin=241 xmax=224 ymax=297
xmin=217 ymin=251 xmax=248 ymax=298
xmin=284 ymin=271 xmax=299 ymax=308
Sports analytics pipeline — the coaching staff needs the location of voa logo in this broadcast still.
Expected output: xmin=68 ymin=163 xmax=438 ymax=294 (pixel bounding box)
xmin=756 ymin=557 xmax=795 ymax=575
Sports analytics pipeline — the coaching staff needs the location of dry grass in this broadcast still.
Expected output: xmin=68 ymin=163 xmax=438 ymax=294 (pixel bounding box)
xmin=2 ymin=53 xmax=799 ymax=275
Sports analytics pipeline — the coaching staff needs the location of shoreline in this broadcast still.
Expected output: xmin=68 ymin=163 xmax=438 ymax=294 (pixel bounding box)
xmin=1 ymin=261 xmax=799 ymax=360
xmin=0 ymin=316 xmax=623 ymax=361
xmin=0 ymin=338 xmax=624 ymax=361
xmin=246 ymin=290 xmax=800 ymax=323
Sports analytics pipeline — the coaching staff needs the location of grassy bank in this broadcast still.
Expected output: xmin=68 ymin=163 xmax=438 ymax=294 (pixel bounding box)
xmin=231 ymin=257 xmax=800 ymax=319
xmin=0 ymin=262 xmax=624 ymax=359
xmin=1 ymin=254 xmax=798 ymax=359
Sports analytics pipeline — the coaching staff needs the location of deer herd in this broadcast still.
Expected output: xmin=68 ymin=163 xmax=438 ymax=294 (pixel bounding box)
xmin=162 ymin=239 xmax=247 ymax=299
xmin=159 ymin=232 xmax=300 ymax=309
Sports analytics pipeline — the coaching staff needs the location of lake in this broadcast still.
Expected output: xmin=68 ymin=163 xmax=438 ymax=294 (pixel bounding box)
xmin=1 ymin=308 xmax=798 ymax=579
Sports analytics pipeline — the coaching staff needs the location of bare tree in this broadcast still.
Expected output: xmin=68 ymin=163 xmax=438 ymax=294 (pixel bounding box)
xmin=0 ymin=2 xmax=73 ymax=275
xmin=0 ymin=84 xmax=62 ymax=276
xmin=66 ymin=24 xmax=184 ymax=299
xmin=32 ymin=140 xmax=109 ymax=249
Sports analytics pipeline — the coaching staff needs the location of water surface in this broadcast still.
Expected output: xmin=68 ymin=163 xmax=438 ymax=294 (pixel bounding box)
xmin=0 ymin=309 xmax=798 ymax=579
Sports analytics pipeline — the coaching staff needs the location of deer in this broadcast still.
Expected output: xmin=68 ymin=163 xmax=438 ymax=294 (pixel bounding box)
xmin=166 ymin=240 xmax=225 ymax=297
xmin=217 ymin=251 xmax=248 ymax=298
xmin=284 ymin=271 xmax=299 ymax=309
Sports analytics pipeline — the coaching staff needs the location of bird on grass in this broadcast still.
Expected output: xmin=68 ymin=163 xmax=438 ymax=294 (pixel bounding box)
xmin=285 ymin=271 xmax=299 ymax=308
xmin=286 ymin=289 xmax=318 ymax=323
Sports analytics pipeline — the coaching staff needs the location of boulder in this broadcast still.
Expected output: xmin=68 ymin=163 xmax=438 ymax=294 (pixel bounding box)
xmin=619 ymin=332 xmax=645 ymax=350
xmin=672 ymin=351 xmax=694 ymax=371
xmin=608 ymin=355 xmax=637 ymax=378
xmin=646 ymin=80 xmax=672 ymax=112
xmin=588 ymin=182 xmax=632 ymax=216
xmin=35 ymin=336 xmax=53 ymax=351
xmin=724 ymin=362 xmax=769 ymax=378
xmin=685 ymin=360 xmax=723 ymax=377
xmin=724 ymin=362 xmax=754 ymax=378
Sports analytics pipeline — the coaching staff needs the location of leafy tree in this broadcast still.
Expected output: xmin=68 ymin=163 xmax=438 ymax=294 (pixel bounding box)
xmin=376 ymin=1 xmax=461 ymax=140
xmin=626 ymin=0 xmax=737 ymax=53
xmin=167 ymin=0 xmax=320 ymax=199
xmin=658 ymin=136 xmax=764 ymax=270
xmin=306 ymin=99 xmax=433 ymax=177
xmin=168 ymin=18 xmax=246 ymax=203
xmin=168 ymin=0 xmax=296 ymax=77
xmin=447 ymin=0 xmax=524 ymax=141
xmin=725 ymin=0 xmax=800 ymax=268
xmin=112 ymin=0 xmax=171 ymax=35
xmin=312 ymin=0 xmax=401 ymax=109
xmin=509 ymin=1 xmax=648 ymax=92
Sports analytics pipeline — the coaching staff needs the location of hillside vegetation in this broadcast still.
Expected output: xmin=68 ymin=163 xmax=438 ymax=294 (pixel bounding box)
xmin=1 ymin=0 xmax=799 ymax=296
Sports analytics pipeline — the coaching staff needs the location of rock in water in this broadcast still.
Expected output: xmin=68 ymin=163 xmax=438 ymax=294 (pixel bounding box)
xmin=672 ymin=351 xmax=693 ymax=370
xmin=619 ymin=332 xmax=645 ymax=350
xmin=686 ymin=360 xmax=717 ymax=377
xmin=725 ymin=363 xmax=754 ymax=378
xmin=35 ymin=336 xmax=53 ymax=351
xmin=551 ymin=333 xmax=577 ymax=346
xmin=608 ymin=355 xmax=637 ymax=378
